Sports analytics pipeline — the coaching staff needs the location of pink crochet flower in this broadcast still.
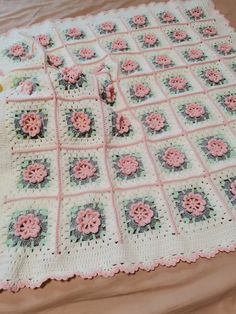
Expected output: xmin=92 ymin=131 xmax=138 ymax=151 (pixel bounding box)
xmin=230 ymin=180 xmax=236 ymax=197
xmin=224 ymin=95 xmax=236 ymax=111
xmin=144 ymin=34 xmax=157 ymax=46
xmin=67 ymin=27 xmax=81 ymax=38
xmin=118 ymin=155 xmax=139 ymax=176
xmin=173 ymin=30 xmax=187 ymax=41
xmin=205 ymin=69 xmax=222 ymax=83
xmin=23 ymin=163 xmax=48 ymax=184
xmin=121 ymin=59 xmax=138 ymax=72
xmin=161 ymin=12 xmax=175 ymax=22
xmin=100 ymin=21 xmax=115 ymax=32
xmin=190 ymin=7 xmax=203 ymax=19
xmin=217 ymin=43 xmax=232 ymax=54
xmin=14 ymin=214 xmax=41 ymax=240
xmin=145 ymin=113 xmax=165 ymax=131
xmin=206 ymin=138 xmax=228 ymax=157
xmin=162 ymin=147 xmax=185 ymax=168
xmin=37 ymin=34 xmax=50 ymax=47
xmin=182 ymin=192 xmax=206 ymax=216
xmin=203 ymin=27 xmax=217 ymax=37
xmin=168 ymin=77 xmax=187 ymax=90
xmin=132 ymin=15 xmax=146 ymax=26
xmin=188 ymin=48 xmax=204 ymax=60
xmin=70 ymin=111 xmax=91 ymax=133
xmin=73 ymin=160 xmax=96 ymax=180
xmin=185 ymin=103 xmax=205 ymax=118
xmin=130 ymin=202 xmax=154 ymax=226
xmin=112 ymin=39 xmax=128 ymax=51
xmin=105 ymin=84 xmax=116 ymax=103
xmin=19 ymin=113 xmax=42 ymax=137
xmin=116 ymin=114 xmax=130 ymax=134
xmin=76 ymin=208 xmax=101 ymax=234
xmin=9 ymin=44 xmax=26 ymax=57
xmin=134 ymin=84 xmax=150 ymax=98
xmin=155 ymin=55 xmax=172 ymax=66
xmin=48 ymin=54 xmax=63 ymax=67
xmin=20 ymin=79 xmax=34 ymax=95
xmin=79 ymin=48 xmax=95 ymax=59
xmin=61 ymin=66 xmax=82 ymax=84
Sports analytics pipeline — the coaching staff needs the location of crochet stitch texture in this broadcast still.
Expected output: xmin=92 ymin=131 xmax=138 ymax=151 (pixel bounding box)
xmin=0 ymin=0 xmax=236 ymax=291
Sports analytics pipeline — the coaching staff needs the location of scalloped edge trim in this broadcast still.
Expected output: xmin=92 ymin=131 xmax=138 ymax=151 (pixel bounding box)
xmin=0 ymin=243 xmax=235 ymax=292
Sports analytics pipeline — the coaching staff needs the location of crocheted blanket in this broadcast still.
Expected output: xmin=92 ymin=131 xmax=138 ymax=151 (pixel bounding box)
xmin=0 ymin=0 xmax=236 ymax=292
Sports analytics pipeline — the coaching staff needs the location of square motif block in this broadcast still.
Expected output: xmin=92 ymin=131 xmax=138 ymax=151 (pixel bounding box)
xmin=156 ymin=68 xmax=202 ymax=97
xmin=162 ymin=24 xmax=200 ymax=46
xmin=6 ymin=100 xmax=56 ymax=151
xmin=60 ymin=148 xmax=110 ymax=194
xmin=192 ymin=62 xmax=236 ymax=89
xmin=46 ymin=47 xmax=74 ymax=69
xmin=89 ymin=15 xmax=127 ymax=36
xmin=115 ymin=186 xmax=173 ymax=237
xmin=121 ymin=9 xmax=157 ymax=30
xmin=67 ymin=42 xmax=107 ymax=65
xmin=225 ymin=57 xmax=236 ymax=73
xmin=119 ymin=74 xmax=166 ymax=107
xmin=9 ymin=150 xmax=58 ymax=198
xmin=151 ymin=3 xmax=186 ymax=25
xmin=55 ymin=19 xmax=95 ymax=43
xmin=108 ymin=143 xmax=156 ymax=188
xmin=0 ymin=199 xmax=57 ymax=254
xmin=144 ymin=48 xmax=184 ymax=71
xmin=149 ymin=135 xmax=204 ymax=182
xmin=192 ymin=19 xmax=230 ymax=40
xmin=5 ymin=69 xmax=53 ymax=101
xmin=209 ymin=86 xmax=236 ymax=120
xmin=60 ymin=192 xmax=119 ymax=250
xmin=164 ymin=177 xmax=232 ymax=233
xmin=134 ymin=102 xmax=181 ymax=140
xmin=182 ymin=0 xmax=212 ymax=22
xmin=58 ymin=98 xmax=106 ymax=148
xmin=100 ymin=34 xmax=139 ymax=54
xmin=207 ymin=36 xmax=236 ymax=58
xmin=176 ymin=42 xmax=218 ymax=65
xmin=132 ymin=28 xmax=170 ymax=51
xmin=171 ymin=93 xmax=223 ymax=132
xmin=189 ymin=125 xmax=236 ymax=171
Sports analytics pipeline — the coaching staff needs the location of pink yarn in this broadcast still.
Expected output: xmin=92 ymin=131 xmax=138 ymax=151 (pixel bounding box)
xmin=73 ymin=160 xmax=96 ymax=180
xmin=130 ymin=202 xmax=154 ymax=226
xmin=61 ymin=66 xmax=82 ymax=84
xmin=19 ymin=113 xmax=42 ymax=137
xmin=115 ymin=114 xmax=130 ymax=134
xmin=185 ymin=103 xmax=205 ymax=118
xmin=134 ymin=83 xmax=150 ymax=98
xmin=168 ymin=76 xmax=187 ymax=90
xmin=217 ymin=43 xmax=232 ymax=54
xmin=37 ymin=34 xmax=50 ymax=47
xmin=118 ymin=155 xmax=139 ymax=176
xmin=155 ymin=55 xmax=172 ymax=66
xmin=144 ymin=34 xmax=157 ymax=45
xmin=100 ymin=22 xmax=115 ymax=32
xmin=48 ymin=54 xmax=63 ymax=67
xmin=70 ymin=111 xmax=91 ymax=133
xmin=203 ymin=27 xmax=217 ymax=36
xmin=188 ymin=49 xmax=203 ymax=60
xmin=132 ymin=15 xmax=146 ymax=26
xmin=173 ymin=30 xmax=187 ymax=41
xmin=145 ymin=113 xmax=165 ymax=131
xmin=182 ymin=192 xmax=206 ymax=216
xmin=105 ymin=84 xmax=116 ymax=103
xmin=9 ymin=44 xmax=25 ymax=57
xmin=224 ymin=95 xmax=236 ymax=111
xmin=67 ymin=27 xmax=81 ymax=38
xmin=162 ymin=147 xmax=185 ymax=168
xmin=76 ymin=208 xmax=101 ymax=234
xmin=205 ymin=69 xmax=222 ymax=83
xmin=112 ymin=39 xmax=128 ymax=51
xmin=121 ymin=59 xmax=138 ymax=72
xmin=14 ymin=214 xmax=41 ymax=240
xmin=23 ymin=163 xmax=48 ymax=184
xmin=206 ymin=139 xmax=228 ymax=157
xmin=230 ymin=180 xmax=236 ymax=197
xmin=20 ymin=79 xmax=34 ymax=95
xmin=161 ymin=12 xmax=175 ymax=22
xmin=190 ymin=7 xmax=203 ymax=19
xmin=79 ymin=48 xmax=95 ymax=59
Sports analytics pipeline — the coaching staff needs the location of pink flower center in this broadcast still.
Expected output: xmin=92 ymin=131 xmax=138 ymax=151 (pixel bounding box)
xmin=79 ymin=48 xmax=95 ymax=59
xmin=145 ymin=113 xmax=165 ymax=131
xmin=118 ymin=155 xmax=139 ymax=176
xmin=224 ymin=95 xmax=236 ymax=111
xmin=182 ymin=192 xmax=206 ymax=216
xmin=73 ymin=160 xmax=96 ymax=180
xmin=162 ymin=12 xmax=175 ymax=22
xmin=121 ymin=59 xmax=138 ymax=72
xmin=61 ymin=66 xmax=82 ymax=84
xmin=100 ymin=22 xmax=114 ymax=32
xmin=105 ymin=83 xmax=116 ymax=103
xmin=10 ymin=44 xmax=26 ymax=57
xmin=19 ymin=79 xmax=34 ymax=95
xmin=173 ymin=30 xmax=187 ymax=41
xmin=14 ymin=214 xmax=41 ymax=240
xmin=206 ymin=138 xmax=228 ymax=157
xmin=203 ymin=27 xmax=217 ymax=36
xmin=188 ymin=49 xmax=203 ymax=60
xmin=205 ymin=69 xmax=222 ymax=83
xmin=134 ymin=83 xmax=150 ymax=98
xmin=168 ymin=76 xmax=187 ymax=90
xmin=162 ymin=147 xmax=185 ymax=168
xmin=19 ymin=112 xmax=42 ymax=137
xmin=48 ymin=54 xmax=63 ymax=67
xmin=76 ymin=208 xmax=101 ymax=234
xmin=155 ymin=55 xmax=172 ymax=66
xmin=218 ymin=43 xmax=232 ymax=54
xmin=130 ymin=202 xmax=154 ymax=226
xmin=132 ymin=15 xmax=146 ymax=26
xmin=70 ymin=111 xmax=91 ymax=133
xmin=190 ymin=7 xmax=203 ymax=19
xmin=230 ymin=180 xmax=236 ymax=197
xmin=112 ymin=39 xmax=128 ymax=51
xmin=23 ymin=163 xmax=48 ymax=184
xmin=144 ymin=34 xmax=157 ymax=45
xmin=67 ymin=27 xmax=81 ymax=38
xmin=116 ymin=114 xmax=130 ymax=134
xmin=37 ymin=34 xmax=50 ymax=47
xmin=185 ymin=103 xmax=205 ymax=118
